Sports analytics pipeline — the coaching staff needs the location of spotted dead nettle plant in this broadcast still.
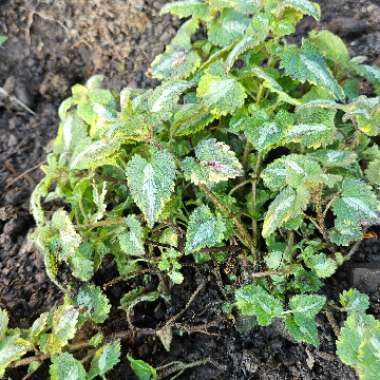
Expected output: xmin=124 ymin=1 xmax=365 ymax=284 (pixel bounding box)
xmin=1 ymin=1 xmax=380 ymax=379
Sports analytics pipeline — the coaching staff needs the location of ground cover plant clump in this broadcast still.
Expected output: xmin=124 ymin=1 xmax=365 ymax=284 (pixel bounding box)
xmin=2 ymin=0 xmax=380 ymax=378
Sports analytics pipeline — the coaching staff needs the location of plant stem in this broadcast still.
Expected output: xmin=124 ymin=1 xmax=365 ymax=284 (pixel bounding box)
xmin=251 ymin=269 xmax=290 ymax=279
xmin=77 ymin=218 xmax=126 ymax=230
xmin=242 ymin=141 xmax=252 ymax=168
xmin=228 ymin=179 xmax=251 ymax=196
xmin=256 ymin=84 xmax=265 ymax=104
xmin=198 ymin=184 xmax=254 ymax=252
xmin=251 ymin=152 xmax=263 ymax=260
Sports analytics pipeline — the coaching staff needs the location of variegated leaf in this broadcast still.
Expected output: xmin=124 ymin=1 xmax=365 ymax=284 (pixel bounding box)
xmin=126 ymin=149 xmax=176 ymax=227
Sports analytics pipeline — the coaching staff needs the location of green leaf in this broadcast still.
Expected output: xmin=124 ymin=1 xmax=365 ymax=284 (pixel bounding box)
xmin=235 ymin=284 xmax=284 ymax=326
xmin=309 ymin=150 xmax=358 ymax=169
xmin=128 ymin=355 xmax=158 ymax=380
xmin=49 ymin=353 xmax=87 ymax=380
xmin=185 ymin=205 xmax=226 ymax=254
xmin=332 ymin=179 xmax=379 ymax=230
xmin=172 ymin=103 xmax=215 ymax=136
xmin=118 ymin=215 xmax=145 ymax=257
xmin=353 ymin=63 xmax=380 ymax=88
xmin=262 ymin=187 xmax=309 ymax=237
xmin=51 ymin=209 xmax=82 ymax=261
xmin=289 ymin=294 xmax=326 ymax=318
xmin=208 ymin=9 xmax=250 ymax=47
xmin=247 ymin=120 xmax=283 ymax=152
xmin=365 ymin=159 xmax=380 ymax=187
xmin=280 ymin=44 xmax=345 ymax=101
xmin=69 ymin=243 xmax=94 ymax=282
xmin=152 ymin=50 xmax=202 ymax=81
xmin=275 ymin=0 xmax=321 ymax=20
xmin=357 ymin=326 xmax=380 ymax=380
xmin=126 ymin=149 xmax=176 ymax=227
xmin=197 ymin=73 xmax=247 ymax=116
xmin=343 ymin=96 xmax=380 ymax=136
xmin=340 ymin=289 xmax=370 ymax=315
xmin=329 ymin=219 xmax=363 ymax=247
xmin=0 ymin=335 xmax=32 ymax=377
xmin=88 ymin=340 xmax=121 ymax=379
xmin=158 ymin=248 xmax=184 ymax=285
xmin=0 ymin=309 xmax=8 ymax=340
xmin=29 ymin=312 xmax=49 ymax=343
xmin=149 ymin=80 xmax=191 ymax=118
xmin=251 ymin=67 xmax=301 ymax=106
xmin=244 ymin=110 xmax=290 ymax=152
xmin=224 ymin=14 xmax=270 ymax=73
xmin=262 ymin=154 xmax=333 ymax=192
xmin=308 ymin=30 xmax=349 ymax=65
xmin=151 ymin=19 xmax=201 ymax=80
xmin=70 ymin=139 xmax=119 ymax=170
xmin=160 ymin=0 xmax=209 ymax=18
xmin=304 ymin=252 xmax=337 ymax=278
xmin=75 ymin=285 xmax=111 ymax=324
xmin=182 ymin=138 xmax=243 ymax=186
xmin=48 ymin=305 xmax=79 ymax=354
xmin=337 ymin=313 xmax=378 ymax=367
xmin=285 ymin=315 xmax=320 ymax=346
xmin=286 ymin=123 xmax=336 ymax=149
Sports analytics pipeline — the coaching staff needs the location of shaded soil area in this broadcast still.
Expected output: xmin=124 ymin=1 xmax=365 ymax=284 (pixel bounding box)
xmin=0 ymin=0 xmax=380 ymax=379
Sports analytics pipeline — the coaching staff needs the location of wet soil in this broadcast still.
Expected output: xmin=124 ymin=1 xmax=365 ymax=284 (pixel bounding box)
xmin=0 ymin=0 xmax=380 ymax=379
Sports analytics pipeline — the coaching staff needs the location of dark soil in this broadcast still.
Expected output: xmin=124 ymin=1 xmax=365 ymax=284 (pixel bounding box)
xmin=0 ymin=0 xmax=379 ymax=379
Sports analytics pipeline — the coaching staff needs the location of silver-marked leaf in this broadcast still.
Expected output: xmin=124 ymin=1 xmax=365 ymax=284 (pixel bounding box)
xmin=92 ymin=181 xmax=107 ymax=223
xmin=52 ymin=305 xmax=79 ymax=346
xmin=340 ymin=289 xmax=370 ymax=315
xmin=0 ymin=335 xmax=33 ymax=377
xmin=70 ymin=139 xmax=119 ymax=170
xmin=289 ymin=294 xmax=326 ymax=319
xmin=304 ymin=253 xmax=337 ymax=278
xmin=246 ymin=121 xmax=283 ymax=152
xmin=337 ymin=313 xmax=378 ymax=367
xmin=308 ymin=30 xmax=349 ymax=65
xmin=185 ymin=205 xmax=226 ymax=254
xmin=49 ymin=353 xmax=87 ymax=380
xmin=160 ymin=0 xmax=209 ymax=18
xmin=235 ymin=284 xmax=284 ymax=326
xmin=332 ymin=179 xmax=379 ymax=227
xmin=152 ymin=50 xmax=201 ymax=81
xmin=149 ymin=80 xmax=191 ymax=118
xmin=275 ymin=0 xmax=321 ymax=20
xmin=208 ymin=9 xmax=250 ymax=47
xmin=51 ymin=209 xmax=81 ymax=261
xmin=75 ymin=285 xmax=111 ymax=324
xmin=309 ymin=150 xmax=358 ymax=168
xmin=172 ymin=103 xmax=215 ymax=136
xmin=225 ymin=14 xmax=270 ymax=73
xmin=286 ymin=123 xmax=336 ymax=149
xmin=280 ymin=44 xmax=345 ymax=101
xmin=126 ymin=149 xmax=176 ymax=227
xmin=182 ymin=138 xmax=243 ymax=186
xmin=197 ymin=73 xmax=247 ymax=116
xmin=151 ymin=19 xmax=201 ymax=80
xmin=88 ymin=340 xmax=121 ymax=380
xmin=262 ymin=187 xmax=310 ymax=237
xmin=251 ymin=67 xmax=301 ymax=105
xmin=118 ymin=215 xmax=145 ymax=257
xmin=285 ymin=315 xmax=320 ymax=347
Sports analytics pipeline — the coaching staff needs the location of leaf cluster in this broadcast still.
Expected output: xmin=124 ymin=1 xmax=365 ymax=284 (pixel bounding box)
xmin=2 ymin=0 xmax=380 ymax=378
